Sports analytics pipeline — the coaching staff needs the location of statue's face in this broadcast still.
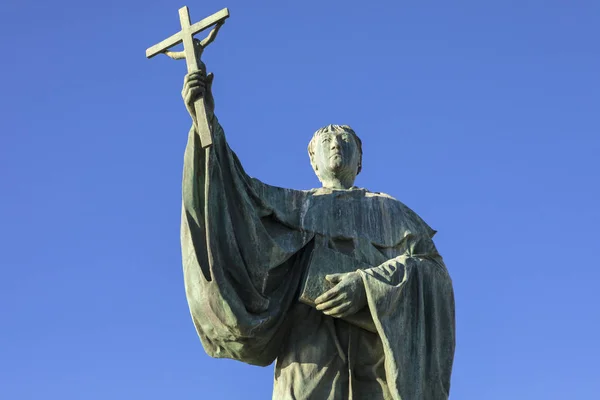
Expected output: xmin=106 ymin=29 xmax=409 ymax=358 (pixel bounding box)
xmin=312 ymin=131 xmax=360 ymax=181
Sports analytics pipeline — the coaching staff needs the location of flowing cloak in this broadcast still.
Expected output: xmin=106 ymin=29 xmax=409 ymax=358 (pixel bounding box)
xmin=181 ymin=116 xmax=455 ymax=400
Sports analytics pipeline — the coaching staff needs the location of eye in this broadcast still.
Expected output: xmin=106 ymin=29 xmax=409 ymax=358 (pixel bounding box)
xmin=321 ymin=136 xmax=331 ymax=143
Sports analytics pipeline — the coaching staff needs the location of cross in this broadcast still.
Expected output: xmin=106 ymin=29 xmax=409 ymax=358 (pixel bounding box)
xmin=146 ymin=7 xmax=230 ymax=148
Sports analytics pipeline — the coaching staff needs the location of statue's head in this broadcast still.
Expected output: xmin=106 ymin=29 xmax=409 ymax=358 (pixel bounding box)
xmin=308 ymin=124 xmax=362 ymax=189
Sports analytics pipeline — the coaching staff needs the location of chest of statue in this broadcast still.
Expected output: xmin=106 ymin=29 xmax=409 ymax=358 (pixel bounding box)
xmin=299 ymin=188 xmax=420 ymax=248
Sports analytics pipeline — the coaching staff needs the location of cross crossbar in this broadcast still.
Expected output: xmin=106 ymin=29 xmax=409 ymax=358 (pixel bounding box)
xmin=145 ymin=7 xmax=229 ymax=59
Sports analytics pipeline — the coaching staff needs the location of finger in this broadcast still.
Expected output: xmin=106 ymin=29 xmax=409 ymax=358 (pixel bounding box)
xmin=315 ymin=285 xmax=341 ymax=304
xmin=323 ymin=302 xmax=351 ymax=317
xmin=184 ymin=79 xmax=206 ymax=92
xmin=335 ymin=306 xmax=359 ymax=319
xmin=182 ymin=80 xmax=204 ymax=95
xmin=206 ymin=73 xmax=214 ymax=93
xmin=183 ymin=86 xmax=197 ymax=101
xmin=315 ymin=292 xmax=348 ymax=311
xmin=185 ymin=88 xmax=203 ymax=104
xmin=185 ymin=71 xmax=205 ymax=83
xmin=186 ymin=77 xmax=205 ymax=85
xmin=325 ymin=273 xmax=345 ymax=284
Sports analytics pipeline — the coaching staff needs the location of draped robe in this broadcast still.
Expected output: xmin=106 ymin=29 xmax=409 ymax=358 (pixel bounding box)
xmin=181 ymin=116 xmax=455 ymax=399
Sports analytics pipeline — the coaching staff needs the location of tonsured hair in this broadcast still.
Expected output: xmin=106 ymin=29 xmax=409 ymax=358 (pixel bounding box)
xmin=307 ymin=124 xmax=363 ymax=175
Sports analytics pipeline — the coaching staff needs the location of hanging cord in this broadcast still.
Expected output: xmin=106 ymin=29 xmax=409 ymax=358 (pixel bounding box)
xmin=348 ymin=325 xmax=355 ymax=399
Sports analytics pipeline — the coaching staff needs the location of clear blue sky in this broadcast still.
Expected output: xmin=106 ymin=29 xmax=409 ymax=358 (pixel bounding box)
xmin=2 ymin=1 xmax=599 ymax=399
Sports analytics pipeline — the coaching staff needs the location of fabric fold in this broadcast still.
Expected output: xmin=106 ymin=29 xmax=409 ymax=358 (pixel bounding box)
xmin=180 ymin=116 xmax=455 ymax=398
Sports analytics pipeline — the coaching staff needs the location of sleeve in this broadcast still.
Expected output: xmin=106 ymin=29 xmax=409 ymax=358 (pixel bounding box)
xmin=181 ymin=116 xmax=314 ymax=366
xmin=357 ymin=233 xmax=455 ymax=400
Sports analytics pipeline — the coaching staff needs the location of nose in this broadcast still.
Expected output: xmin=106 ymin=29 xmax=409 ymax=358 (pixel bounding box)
xmin=330 ymin=136 xmax=341 ymax=151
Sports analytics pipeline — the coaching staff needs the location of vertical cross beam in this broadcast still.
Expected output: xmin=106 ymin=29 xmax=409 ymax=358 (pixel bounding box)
xmin=178 ymin=7 xmax=212 ymax=147
xmin=179 ymin=7 xmax=201 ymax=73
xmin=146 ymin=7 xmax=230 ymax=148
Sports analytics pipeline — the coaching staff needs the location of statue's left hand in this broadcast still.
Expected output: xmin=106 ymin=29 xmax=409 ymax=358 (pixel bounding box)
xmin=315 ymin=272 xmax=367 ymax=318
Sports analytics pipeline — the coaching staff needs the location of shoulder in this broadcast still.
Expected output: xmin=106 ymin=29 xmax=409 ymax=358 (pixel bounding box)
xmin=250 ymin=178 xmax=309 ymax=202
xmin=364 ymin=189 xmax=438 ymax=239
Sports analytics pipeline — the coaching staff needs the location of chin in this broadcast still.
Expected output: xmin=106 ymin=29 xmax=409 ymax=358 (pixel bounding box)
xmin=329 ymin=160 xmax=344 ymax=171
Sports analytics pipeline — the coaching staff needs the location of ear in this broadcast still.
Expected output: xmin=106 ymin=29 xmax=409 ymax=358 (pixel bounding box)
xmin=309 ymin=154 xmax=318 ymax=172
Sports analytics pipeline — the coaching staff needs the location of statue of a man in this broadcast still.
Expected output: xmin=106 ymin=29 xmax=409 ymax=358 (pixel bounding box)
xmin=180 ymin=68 xmax=455 ymax=400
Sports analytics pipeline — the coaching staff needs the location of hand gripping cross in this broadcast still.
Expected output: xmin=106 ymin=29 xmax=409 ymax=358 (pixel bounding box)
xmin=146 ymin=7 xmax=230 ymax=148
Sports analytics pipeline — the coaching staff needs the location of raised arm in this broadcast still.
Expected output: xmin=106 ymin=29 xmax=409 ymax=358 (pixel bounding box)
xmin=179 ymin=66 xmax=316 ymax=365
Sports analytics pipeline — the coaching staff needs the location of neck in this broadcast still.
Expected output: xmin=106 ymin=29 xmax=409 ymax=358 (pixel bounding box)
xmin=321 ymin=176 xmax=355 ymax=190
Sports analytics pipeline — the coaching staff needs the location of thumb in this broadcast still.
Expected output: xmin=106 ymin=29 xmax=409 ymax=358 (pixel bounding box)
xmin=207 ymin=72 xmax=214 ymax=87
xmin=325 ymin=273 xmax=344 ymax=284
